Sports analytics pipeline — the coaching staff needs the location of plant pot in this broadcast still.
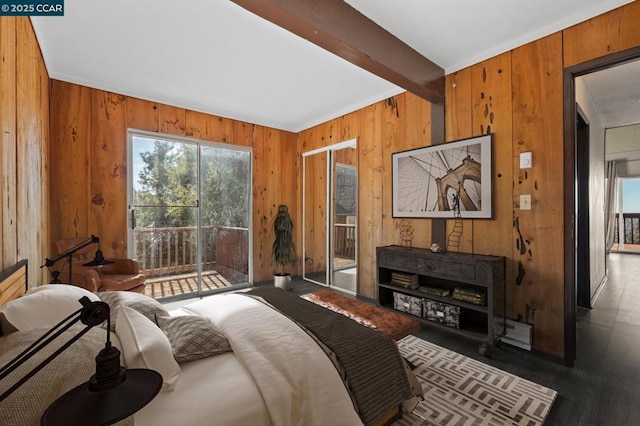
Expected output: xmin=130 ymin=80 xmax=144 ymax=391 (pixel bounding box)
xmin=274 ymin=273 xmax=292 ymax=291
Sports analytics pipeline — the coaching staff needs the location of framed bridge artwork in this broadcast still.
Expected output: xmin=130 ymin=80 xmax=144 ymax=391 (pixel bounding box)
xmin=392 ymin=134 xmax=493 ymax=219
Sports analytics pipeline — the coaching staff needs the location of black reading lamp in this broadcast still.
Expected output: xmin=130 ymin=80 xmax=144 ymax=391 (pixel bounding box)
xmin=41 ymin=235 xmax=115 ymax=284
xmin=0 ymin=297 xmax=162 ymax=425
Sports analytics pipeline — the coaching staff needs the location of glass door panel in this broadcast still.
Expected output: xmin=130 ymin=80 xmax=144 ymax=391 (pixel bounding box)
xmin=200 ymin=145 xmax=251 ymax=287
xmin=331 ymin=147 xmax=357 ymax=293
xmin=130 ymin=135 xmax=199 ymax=299
xmin=303 ymin=151 xmax=328 ymax=285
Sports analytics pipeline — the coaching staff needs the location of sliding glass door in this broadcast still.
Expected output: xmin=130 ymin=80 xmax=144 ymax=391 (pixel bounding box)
xmin=128 ymin=131 xmax=251 ymax=301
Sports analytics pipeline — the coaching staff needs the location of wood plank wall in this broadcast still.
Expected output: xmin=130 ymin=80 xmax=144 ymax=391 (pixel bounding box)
xmin=49 ymin=80 xmax=298 ymax=284
xmin=0 ymin=18 xmax=49 ymax=285
xmin=298 ymin=1 xmax=640 ymax=358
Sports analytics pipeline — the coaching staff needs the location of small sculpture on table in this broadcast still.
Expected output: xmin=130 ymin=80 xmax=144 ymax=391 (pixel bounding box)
xmin=399 ymin=220 xmax=414 ymax=247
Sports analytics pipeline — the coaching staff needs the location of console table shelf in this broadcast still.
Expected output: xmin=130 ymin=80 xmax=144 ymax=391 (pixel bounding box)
xmin=376 ymin=245 xmax=506 ymax=355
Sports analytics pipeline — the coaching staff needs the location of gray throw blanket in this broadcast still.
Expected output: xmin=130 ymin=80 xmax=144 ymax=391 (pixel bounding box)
xmin=246 ymin=287 xmax=413 ymax=426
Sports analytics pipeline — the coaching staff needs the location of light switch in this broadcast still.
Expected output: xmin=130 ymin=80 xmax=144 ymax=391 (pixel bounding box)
xmin=520 ymin=194 xmax=531 ymax=210
xmin=520 ymin=152 xmax=532 ymax=169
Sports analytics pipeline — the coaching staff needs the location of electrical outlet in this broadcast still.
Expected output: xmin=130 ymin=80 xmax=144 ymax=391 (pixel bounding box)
xmin=520 ymin=194 xmax=531 ymax=210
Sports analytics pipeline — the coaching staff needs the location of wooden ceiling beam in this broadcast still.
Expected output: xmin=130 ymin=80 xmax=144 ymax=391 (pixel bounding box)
xmin=231 ymin=0 xmax=445 ymax=104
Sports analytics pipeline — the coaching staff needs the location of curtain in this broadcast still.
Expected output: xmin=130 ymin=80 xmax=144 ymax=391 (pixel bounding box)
xmin=604 ymin=161 xmax=618 ymax=253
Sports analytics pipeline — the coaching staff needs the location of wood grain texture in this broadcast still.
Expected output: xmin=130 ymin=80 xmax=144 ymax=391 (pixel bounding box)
xmin=620 ymin=0 xmax=640 ymax=51
xmin=38 ymin=29 xmax=50 ymax=276
xmin=512 ymin=33 xmax=564 ymax=357
xmin=563 ymin=7 xmax=621 ymax=67
xmin=0 ymin=260 xmax=27 ymax=306
xmin=184 ymin=110 xmax=235 ymax=144
xmin=90 ymin=90 xmax=128 ymax=257
xmin=251 ymin=125 xmax=269 ymax=281
xmin=304 ymin=149 xmax=328 ymax=275
xmin=358 ymin=102 xmax=384 ymax=298
xmin=469 ymin=53 xmax=514 ymax=318
xmin=49 ymin=81 xmax=92 ymax=242
xmin=380 ymin=95 xmax=403 ymax=249
xmin=0 ymin=17 xmax=16 ymax=270
xmin=126 ymin=97 xmax=159 ymax=132
xmin=255 ymin=126 xmax=299 ymax=279
xmin=158 ymin=104 xmax=186 ymax=136
xmin=16 ymin=18 xmax=48 ymax=285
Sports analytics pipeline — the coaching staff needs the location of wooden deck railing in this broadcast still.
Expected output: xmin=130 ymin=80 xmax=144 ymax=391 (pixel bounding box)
xmin=134 ymin=223 xmax=356 ymax=279
xmin=334 ymin=223 xmax=356 ymax=259
xmin=614 ymin=213 xmax=640 ymax=245
xmin=133 ymin=225 xmax=248 ymax=278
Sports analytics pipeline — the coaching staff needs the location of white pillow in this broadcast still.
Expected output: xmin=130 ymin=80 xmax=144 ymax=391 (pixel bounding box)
xmin=0 ymin=284 xmax=101 ymax=333
xmin=116 ymin=305 xmax=181 ymax=391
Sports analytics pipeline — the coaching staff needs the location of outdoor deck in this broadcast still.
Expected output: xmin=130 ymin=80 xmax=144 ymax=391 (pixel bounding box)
xmin=144 ymin=271 xmax=235 ymax=299
xmin=611 ymin=242 xmax=640 ymax=253
xmin=143 ymin=258 xmax=356 ymax=299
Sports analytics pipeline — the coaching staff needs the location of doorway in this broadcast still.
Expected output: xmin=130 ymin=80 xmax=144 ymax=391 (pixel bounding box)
xmin=564 ymin=47 xmax=640 ymax=365
xmin=127 ymin=130 xmax=252 ymax=301
xmin=302 ymin=139 xmax=358 ymax=294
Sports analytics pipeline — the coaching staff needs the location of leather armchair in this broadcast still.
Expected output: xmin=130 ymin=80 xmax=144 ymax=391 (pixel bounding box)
xmin=52 ymin=237 xmax=146 ymax=293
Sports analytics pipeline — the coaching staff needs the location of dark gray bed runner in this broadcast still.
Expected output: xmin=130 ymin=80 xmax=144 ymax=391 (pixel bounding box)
xmin=246 ymin=287 xmax=413 ymax=426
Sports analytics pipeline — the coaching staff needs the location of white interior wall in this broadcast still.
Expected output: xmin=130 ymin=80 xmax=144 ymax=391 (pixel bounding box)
xmin=576 ymin=77 xmax=607 ymax=304
xmin=606 ymin=124 xmax=640 ymax=177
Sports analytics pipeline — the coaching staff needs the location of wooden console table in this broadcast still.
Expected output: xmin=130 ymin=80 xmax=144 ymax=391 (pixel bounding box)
xmin=376 ymin=245 xmax=506 ymax=355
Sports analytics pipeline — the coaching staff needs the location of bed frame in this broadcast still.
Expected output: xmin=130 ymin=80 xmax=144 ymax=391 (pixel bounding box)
xmin=0 ymin=259 xmax=28 ymax=307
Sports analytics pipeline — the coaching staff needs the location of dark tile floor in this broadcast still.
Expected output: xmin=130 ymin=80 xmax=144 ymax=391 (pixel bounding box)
xmin=289 ymin=252 xmax=640 ymax=426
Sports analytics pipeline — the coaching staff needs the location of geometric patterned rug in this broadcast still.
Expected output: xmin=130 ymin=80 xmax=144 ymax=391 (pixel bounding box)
xmin=393 ymin=335 xmax=558 ymax=426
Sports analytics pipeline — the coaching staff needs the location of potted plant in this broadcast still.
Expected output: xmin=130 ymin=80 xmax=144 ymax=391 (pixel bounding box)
xmin=272 ymin=204 xmax=295 ymax=290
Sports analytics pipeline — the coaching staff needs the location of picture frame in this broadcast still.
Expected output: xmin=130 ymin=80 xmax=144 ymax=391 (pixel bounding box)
xmin=392 ymin=134 xmax=493 ymax=219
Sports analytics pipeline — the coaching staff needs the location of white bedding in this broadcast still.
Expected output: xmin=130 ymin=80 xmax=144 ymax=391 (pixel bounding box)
xmin=135 ymin=352 xmax=271 ymax=426
xmin=136 ymin=293 xmax=363 ymax=426
xmin=180 ymin=294 xmax=363 ymax=426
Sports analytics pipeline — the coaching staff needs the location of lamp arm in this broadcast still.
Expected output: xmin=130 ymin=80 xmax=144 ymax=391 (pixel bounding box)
xmin=0 ymin=307 xmax=83 ymax=380
xmin=40 ymin=235 xmax=100 ymax=267
xmin=0 ymin=296 xmax=110 ymax=402
xmin=0 ymin=323 xmax=94 ymax=402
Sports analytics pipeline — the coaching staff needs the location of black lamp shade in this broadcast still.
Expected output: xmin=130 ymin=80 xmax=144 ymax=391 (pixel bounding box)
xmin=41 ymin=339 xmax=162 ymax=425
xmin=83 ymin=250 xmax=115 ymax=267
xmin=41 ymin=369 xmax=162 ymax=426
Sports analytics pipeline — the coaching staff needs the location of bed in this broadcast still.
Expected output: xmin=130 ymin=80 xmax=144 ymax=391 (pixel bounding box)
xmin=0 ymin=260 xmax=421 ymax=426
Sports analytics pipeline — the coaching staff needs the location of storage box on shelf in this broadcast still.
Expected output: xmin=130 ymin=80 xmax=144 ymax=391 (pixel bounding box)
xmin=376 ymin=245 xmax=506 ymax=356
xmin=423 ymin=299 xmax=461 ymax=328
xmin=392 ymin=292 xmax=422 ymax=316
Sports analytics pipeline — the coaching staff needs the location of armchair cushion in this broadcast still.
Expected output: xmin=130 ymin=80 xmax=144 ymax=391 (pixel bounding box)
xmin=67 ymin=269 xmax=101 ymax=293
xmin=99 ymin=258 xmax=140 ymax=275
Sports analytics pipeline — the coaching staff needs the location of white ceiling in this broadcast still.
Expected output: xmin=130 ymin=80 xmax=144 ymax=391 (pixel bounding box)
xmin=32 ymin=0 xmax=636 ymax=133
xmin=580 ymin=59 xmax=640 ymax=129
